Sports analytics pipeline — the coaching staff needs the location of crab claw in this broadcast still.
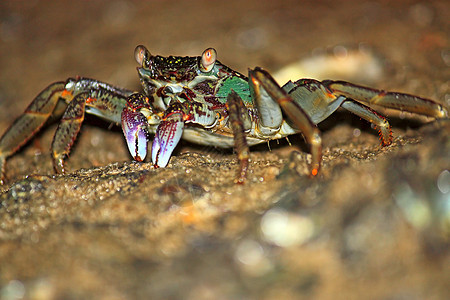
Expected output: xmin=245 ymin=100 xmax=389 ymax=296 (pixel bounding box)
xmin=121 ymin=108 xmax=149 ymax=161
xmin=152 ymin=112 xmax=184 ymax=168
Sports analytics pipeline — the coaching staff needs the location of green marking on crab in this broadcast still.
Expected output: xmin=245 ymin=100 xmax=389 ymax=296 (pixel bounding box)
xmin=216 ymin=76 xmax=251 ymax=105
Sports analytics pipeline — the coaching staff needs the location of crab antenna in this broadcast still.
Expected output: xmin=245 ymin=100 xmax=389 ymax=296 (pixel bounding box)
xmin=200 ymin=48 xmax=217 ymax=72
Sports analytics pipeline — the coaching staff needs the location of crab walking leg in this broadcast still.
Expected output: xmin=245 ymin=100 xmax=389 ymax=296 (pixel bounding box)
xmin=226 ymin=90 xmax=250 ymax=184
xmin=278 ymin=98 xmax=322 ymax=176
xmin=250 ymin=68 xmax=322 ymax=176
xmin=324 ymin=81 xmax=448 ymax=118
xmin=51 ymin=93 xmax=88 ymax=173
xmin=0 ymin=77 xmax=133 ymax=183
xmin=51 ymin=84 xmax=132 ymax=173
xmin=341 ymin=100 xmax=393 ymax=146
xmin=0 ymin=82 xmax=69 ymax=183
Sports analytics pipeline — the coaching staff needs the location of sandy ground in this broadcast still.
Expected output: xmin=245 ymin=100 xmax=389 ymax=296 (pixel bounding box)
xmin=0 ymin=0 xmax=449 ymax=299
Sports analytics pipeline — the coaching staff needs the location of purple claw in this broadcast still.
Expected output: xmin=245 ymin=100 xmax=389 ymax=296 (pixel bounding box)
xmin=121 ymin=108 xmax=149 ymax=161
xmin=152 ymin=112 xmax=184 ymax=168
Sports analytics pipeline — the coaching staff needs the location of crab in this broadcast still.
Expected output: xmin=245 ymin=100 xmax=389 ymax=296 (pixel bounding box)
xmin=0 ymin=46 xmax=448 ymax=184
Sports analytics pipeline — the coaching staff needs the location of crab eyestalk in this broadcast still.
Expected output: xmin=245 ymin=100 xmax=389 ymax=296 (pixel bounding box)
xmin=134 ymin=45 xmax=152 ymax=68
xmin=199 ymin=48 xmax=217 ymax=73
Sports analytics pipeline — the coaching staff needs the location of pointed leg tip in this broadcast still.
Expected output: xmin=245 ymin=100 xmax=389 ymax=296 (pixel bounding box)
xmin=134 ymin=155 xmax=144 ymax=162
xmin=234 ymin=175 xmax=246 ymax=184
xmin=0 ymin=157 xmax=6 ymax=185
xmin=381 ymin=140 xmax=392 ymax=147
xmin=52 ymin=155 xmax=66 ymax=174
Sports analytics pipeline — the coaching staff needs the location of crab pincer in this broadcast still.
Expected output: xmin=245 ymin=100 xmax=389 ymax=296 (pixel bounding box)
xmin=151 ymin=111 xmax=184 ymax=168
xmin=121 ymin=107 xmax=149 ymax=162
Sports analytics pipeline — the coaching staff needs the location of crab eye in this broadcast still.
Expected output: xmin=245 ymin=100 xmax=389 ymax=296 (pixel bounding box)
xmin=199 ymin=48 xmax=217 ymax=73
xmin=134 ymin=45 xmax=151 ymax=68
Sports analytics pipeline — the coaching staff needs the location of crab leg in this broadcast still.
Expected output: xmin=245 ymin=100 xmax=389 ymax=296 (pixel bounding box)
xmin=250 ymin=68 xmax=322 ymax=176
xmin=50 ymin=82 xmax=133 ymax=173
xmin=51 ymin=92 xmax=87 ymax=173
xmin=0 ymin=78 xmax=133 ymax=183
xmin=341 ymin=100 xmax=393 ymax=146
xmin=226 ymin=90 xmax=250 ymax=183
xmin=52 ymin=86 xmax=134 ymax=173
xmin=0 ymin=82 xmax=69 ymax=183
xmin=324 ymin=81 xmax=448 ymax=118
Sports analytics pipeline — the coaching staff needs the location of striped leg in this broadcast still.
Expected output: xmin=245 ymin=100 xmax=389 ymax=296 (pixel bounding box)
xmin=0 ymin=82 xmax=70 ymax=183
xmin=250 ymin=68 xmax=322 ymax=176
xmin=324 ymin=81 xmax=448 ymax=119
xmin=226 ymin=90 xmax=250 ymax=184
xmin=0 ymin=78 xmax=133 ymax=184
xmin=51 ymin=92 xmax=87 ymax=173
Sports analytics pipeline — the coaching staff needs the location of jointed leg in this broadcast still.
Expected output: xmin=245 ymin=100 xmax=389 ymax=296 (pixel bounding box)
xmin=0 ymin=77 xmax=134 ymax=183
xmin=341 ymin=100 xmax=393 ymax=146
xmin=250 ymin=68 xmax=322 ymax=176
xmin=51 ymin=93 xmax=87 ymax=173
xmin=279 ymin=98 xmax=322 ymax=176
xmin=226 ymin=90 xmax=250 ymax=184
xmin=324 ymin=81 xmax=448 ymax=119
xmin=0 ymin=82 xmax=70 ymax=183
